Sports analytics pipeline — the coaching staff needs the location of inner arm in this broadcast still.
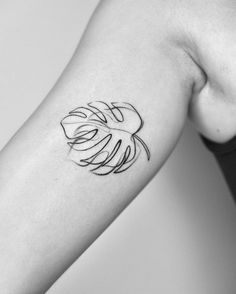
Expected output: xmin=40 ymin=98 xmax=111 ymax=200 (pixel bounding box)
xmin=0 ymin=1 xmax=203 ymax=293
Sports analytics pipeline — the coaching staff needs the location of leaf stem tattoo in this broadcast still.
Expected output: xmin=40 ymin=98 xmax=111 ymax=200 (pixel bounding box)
xmin=60 ymin=101 xmax=150 ymax=176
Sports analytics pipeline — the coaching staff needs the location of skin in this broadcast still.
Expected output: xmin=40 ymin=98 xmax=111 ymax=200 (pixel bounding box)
xmin=185 ymin=0 xmax=236 ymax=142
xmin=0 ymin=0 xmax=235 ymax=293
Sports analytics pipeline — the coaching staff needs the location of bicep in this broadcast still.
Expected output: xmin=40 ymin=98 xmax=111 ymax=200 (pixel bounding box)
xmin=0 ymin=1 xmax=198 ymax=293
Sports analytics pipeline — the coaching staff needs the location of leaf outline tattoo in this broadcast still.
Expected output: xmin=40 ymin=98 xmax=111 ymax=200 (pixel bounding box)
xmin=60 ymin=101 xmax=150 ymax=175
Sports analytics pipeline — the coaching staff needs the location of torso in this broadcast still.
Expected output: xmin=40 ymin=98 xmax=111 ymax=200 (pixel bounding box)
xmin=176 ymin=0 xmax=236 ymax=143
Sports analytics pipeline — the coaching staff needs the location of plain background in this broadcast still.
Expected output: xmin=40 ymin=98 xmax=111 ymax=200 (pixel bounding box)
xmin=0 ymin=1 xmax=236 ymax=293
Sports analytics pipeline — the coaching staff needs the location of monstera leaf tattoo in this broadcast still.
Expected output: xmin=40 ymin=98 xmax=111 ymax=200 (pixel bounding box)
xmin=60 ymin=101 xmax=150 ymax=175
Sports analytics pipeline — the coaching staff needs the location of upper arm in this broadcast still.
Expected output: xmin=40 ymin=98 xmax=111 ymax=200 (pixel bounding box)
xmin=0 ymin=1 xmax=203 ymax=292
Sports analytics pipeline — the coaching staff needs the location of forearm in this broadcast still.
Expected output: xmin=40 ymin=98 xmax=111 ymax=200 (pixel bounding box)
xmin=0 ymin=1 xmax=201 ymax=293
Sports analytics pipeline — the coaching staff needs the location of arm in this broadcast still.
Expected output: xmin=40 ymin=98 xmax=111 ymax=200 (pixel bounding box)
xmin=0 ymin=1 xmax=204 ymax=293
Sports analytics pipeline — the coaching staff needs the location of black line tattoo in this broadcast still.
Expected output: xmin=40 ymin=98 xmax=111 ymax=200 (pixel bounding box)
xmin=60 ymin=101 xmax=150 ymax=176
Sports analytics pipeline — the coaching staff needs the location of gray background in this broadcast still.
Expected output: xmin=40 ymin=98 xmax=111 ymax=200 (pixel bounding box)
xmin=0 ymin=1 xmax=236 ymax=293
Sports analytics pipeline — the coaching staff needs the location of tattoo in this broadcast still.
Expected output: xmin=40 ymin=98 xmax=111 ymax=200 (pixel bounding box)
xmin=60 ymin=101 xmax=150 ymax=176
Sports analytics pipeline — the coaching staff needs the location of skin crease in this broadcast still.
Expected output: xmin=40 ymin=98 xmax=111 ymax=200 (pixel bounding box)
xmin=180 ymin=0 xmax=236 ymax=142
xmin=0 ymin=0 xmax=236 ymax=293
